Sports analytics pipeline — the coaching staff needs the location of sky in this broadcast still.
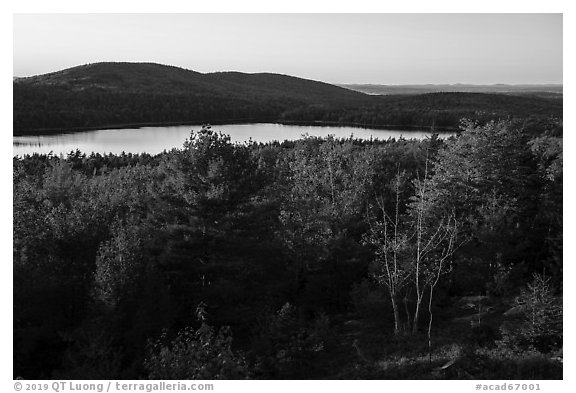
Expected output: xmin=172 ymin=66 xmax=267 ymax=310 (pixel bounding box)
xmin=13 ymin=13 xmax=563 ymax=85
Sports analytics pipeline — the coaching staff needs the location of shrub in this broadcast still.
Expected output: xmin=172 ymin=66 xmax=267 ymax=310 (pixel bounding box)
xmin=251 ymin=303 xmax=331 ymax=378
xmin=144 ymin=305 xmax=249 ymax=379
xmin=498 ymin=274 xmax=562 ymax=353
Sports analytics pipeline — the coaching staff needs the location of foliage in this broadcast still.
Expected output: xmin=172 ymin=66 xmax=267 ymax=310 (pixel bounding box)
xmin=251 ymin=303 xmax=332 ymax=378
xmin=498 ymin=275 xmax=562 ymax=353
xmin=145 ymin=306 xmax=249 ymax=379
xmin=13 ymin=120 xmax=562 ymax=379
xmin=418 ymin=120 xmax=559 ymax=290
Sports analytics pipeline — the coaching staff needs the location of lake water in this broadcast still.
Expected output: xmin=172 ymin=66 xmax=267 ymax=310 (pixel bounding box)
xmin=13 ymin=123 xmax=453 ymax=156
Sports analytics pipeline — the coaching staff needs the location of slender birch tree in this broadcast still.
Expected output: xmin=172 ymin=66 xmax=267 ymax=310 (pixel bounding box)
xmin=364 ymin=172 xmax=411 ymax=335
xmin=365 ymin=159 xmax=461 ymax=336
xmin=409 ymin=158 xmax=460 ymax=334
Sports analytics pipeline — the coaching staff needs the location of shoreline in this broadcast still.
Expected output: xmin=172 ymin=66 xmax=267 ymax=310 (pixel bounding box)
xmin=13 ymin=120 xmax=458 ymax=137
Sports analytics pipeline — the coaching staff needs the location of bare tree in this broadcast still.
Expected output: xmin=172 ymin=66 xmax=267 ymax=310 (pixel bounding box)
xmin=425 ymin=213 xmax=458 ymax=363
xmin=365 ymin=159 xmax=461 ymax=338
xmin=410 ymin=158 xmax=460 ymax=335
xmin=364 ymin=172 xmax=411 ymax=335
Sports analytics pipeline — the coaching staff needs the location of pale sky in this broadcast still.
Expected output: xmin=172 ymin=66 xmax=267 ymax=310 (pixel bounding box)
xmin=13 ymin=13 xmax=563 ymax=84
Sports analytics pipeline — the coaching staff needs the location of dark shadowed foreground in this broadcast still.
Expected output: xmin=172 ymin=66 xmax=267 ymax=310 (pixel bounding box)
xmin=13 ymin=119 xmax=562 ymax=379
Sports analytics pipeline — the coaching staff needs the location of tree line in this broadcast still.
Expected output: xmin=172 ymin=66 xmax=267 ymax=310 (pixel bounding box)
xmin=14 ymin=78 xmax=562 ymax=135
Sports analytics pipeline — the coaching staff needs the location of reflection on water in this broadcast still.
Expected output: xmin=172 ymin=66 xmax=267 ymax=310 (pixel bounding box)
xmin=13 ymin=123 xmax=453 ymax=156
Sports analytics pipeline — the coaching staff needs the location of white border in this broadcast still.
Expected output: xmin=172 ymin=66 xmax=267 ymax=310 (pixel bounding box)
xmin=3 ymin=2 xmax=572 ymax=391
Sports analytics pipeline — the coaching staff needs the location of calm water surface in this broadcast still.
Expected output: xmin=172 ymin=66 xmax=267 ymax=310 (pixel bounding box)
xmin=13 ymin=123 xmax=453 ymax=156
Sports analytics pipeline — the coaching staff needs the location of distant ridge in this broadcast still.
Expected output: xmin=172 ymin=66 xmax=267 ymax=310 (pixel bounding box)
xmin=338 ymin=83 xmax=563 ymax=98
xmin=13 ymin=62 xmax=563 ymax=135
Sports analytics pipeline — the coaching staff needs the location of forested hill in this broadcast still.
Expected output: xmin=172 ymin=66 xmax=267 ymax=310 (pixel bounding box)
xmin=13 ymin=62 xmax=562 ymax=135
xmin=15 ymin=62 xmax=369 ymax=104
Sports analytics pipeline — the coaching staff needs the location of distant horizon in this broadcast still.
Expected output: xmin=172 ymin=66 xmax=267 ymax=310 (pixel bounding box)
xmin=12 ymin=61 xmax=563 ymax=87
xmin=340 ymin=82 xmax=564 ymax=86
xmin=13 ymin=14 xmax=562 ymax=85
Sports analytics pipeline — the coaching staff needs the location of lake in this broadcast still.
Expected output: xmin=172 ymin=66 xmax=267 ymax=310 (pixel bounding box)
xmin=13 ymin=123 xmax=453 ymax=156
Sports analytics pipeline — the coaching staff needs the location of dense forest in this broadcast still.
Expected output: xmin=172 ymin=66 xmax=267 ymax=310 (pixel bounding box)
xmin=13 ymin=63 xmax=562 ymax=134
xmin=14 ymin=117 xmax=562 ymax=379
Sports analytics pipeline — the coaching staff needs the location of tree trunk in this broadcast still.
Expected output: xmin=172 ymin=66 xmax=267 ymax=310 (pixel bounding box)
xmin=391 ymin=295 xmax=400 ymax=335
xmin=428 ymin=285 xmax=434 ymax=366
xmin=403 ymin=292 xmax=411 ymax=332
xmin=412 ymin=294 xmax=423 ymax=334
